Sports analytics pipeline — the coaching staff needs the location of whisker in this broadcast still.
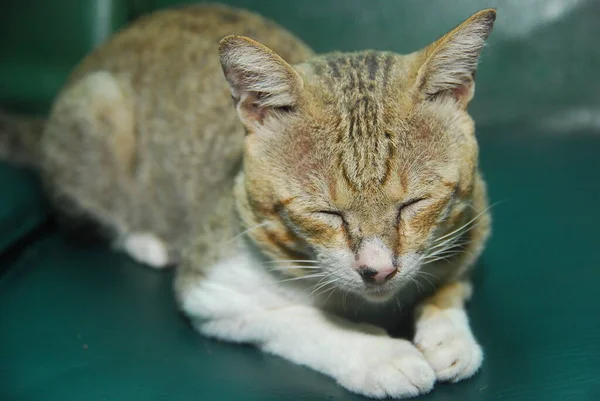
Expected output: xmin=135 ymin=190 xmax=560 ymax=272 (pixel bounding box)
xmin=227 ymin=222 xmax=271 ymax=244
xmin=431 ymin=224 xmax=478 ymax=247
xmin=342 ymin=288 xmax=351 ymax=311
xmin=262 ymin=259 xmax=320 ymax=265
xmin=278 ymin=273 xmax=326 ymax=284
xmin=409 ymin=276 xmax=424 ymax=295
xmin=466 ymin=199 xmax=508 ymax=213
xmin=423 ymin=247 xmax=465 ymax=261
xmin=422 ymin=255 xmax=452 ymax=264
xmin=424 ymin=250 xmax=462 ymax=262
xmin=428 ymin=234 xmax=473 ymax=252
xmin=432 ymin=215 xmax=483 ymax=247
xmin=432 ymin=203 xmax=497 ymax=245
xmin=430 ymin=200 xmax=502 ymax=254
xmin=314 ymin=282 xmax=338 ymax=299
xmin=310 ymin=277 xmax=339 ymax=297
xmin=313 ymin=277 xmax=338 ymax=294
xmin=428 ymin=240 xmax=469 ymax=253
xmin=425 ymin=222 xmax=480 ymax=260
xmin=416 ymin=270 xmax=438 ymax=279
xmin=423 ymin=242 xmax=470 ymax=265
xmin=415 ymin=272 xmax=437 ymax=290
xmin=322 ymin=285 xmax=338 ymax=305
xmin=423 ymin=250 xmax=456 ymax=260
xmin=309 ymin=272 xmax=334 ymax=296
xmin=265 ymin=265 xmax=322 ymax=271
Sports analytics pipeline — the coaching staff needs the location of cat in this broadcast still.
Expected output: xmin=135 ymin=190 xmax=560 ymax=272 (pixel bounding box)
xmin=0 ymin=4 xmax=495 ymax=399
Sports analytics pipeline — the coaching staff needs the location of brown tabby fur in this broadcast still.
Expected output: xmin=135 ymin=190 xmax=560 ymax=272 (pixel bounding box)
xmin=1 ymin=2 xmax=493 ymax=335
xmin=5 ymin=5 xmax=313 ymax=261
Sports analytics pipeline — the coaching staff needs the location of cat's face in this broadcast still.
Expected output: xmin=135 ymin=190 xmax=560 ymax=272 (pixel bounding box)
xmin=221 ymin=10 xmax=495 ymax=302
xmin=237 ymin=84 xmax=478 ymax=302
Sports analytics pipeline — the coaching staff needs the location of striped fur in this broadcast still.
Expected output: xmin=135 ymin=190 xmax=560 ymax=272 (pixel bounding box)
xmin=0 ymin=6 xmax=496 ymax=397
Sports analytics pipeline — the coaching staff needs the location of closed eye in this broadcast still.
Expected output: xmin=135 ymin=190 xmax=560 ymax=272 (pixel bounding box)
xmin=397 ymin=198 xmax=427 ymax=222
xmin=315 ymin=210 xmax=347 ymax=228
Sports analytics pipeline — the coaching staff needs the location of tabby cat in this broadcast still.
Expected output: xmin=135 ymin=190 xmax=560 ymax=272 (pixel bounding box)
xmin=0 ymin=4 xmax=495 ymax=398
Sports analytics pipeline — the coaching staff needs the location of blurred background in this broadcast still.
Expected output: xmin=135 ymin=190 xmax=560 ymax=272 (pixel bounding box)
xmin=1 ymin=1 xmax=599 ymax=401
xmin=1 ymin=0 xmax=600 ymax=131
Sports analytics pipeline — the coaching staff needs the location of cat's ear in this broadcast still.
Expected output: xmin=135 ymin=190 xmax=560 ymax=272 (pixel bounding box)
xmin=219 ymin=35 xmax=303 ymax=127
xmin=414 ymin=9 xmax=496 ymax=106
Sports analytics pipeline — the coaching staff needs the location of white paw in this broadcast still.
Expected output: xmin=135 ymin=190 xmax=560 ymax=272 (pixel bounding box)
xmin=122 ymin=233 xmax=170 ymax=269
xmin=414 ymin=309 xmax=483 ymax=382
xmin=338 ymin=337 xmax=435 ymax=399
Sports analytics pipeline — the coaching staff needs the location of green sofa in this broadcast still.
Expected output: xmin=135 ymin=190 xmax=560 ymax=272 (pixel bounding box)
xmin=1 ymin=1 xmax=599 ymax=400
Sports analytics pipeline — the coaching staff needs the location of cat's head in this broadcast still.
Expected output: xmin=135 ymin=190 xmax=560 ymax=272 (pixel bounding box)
xmin=219 ymin=9 xmax=495 ymax=302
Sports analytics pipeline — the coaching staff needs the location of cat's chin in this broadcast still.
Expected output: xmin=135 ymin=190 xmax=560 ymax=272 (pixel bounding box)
xmin=361 ymin=288 xmax=396 ymax=303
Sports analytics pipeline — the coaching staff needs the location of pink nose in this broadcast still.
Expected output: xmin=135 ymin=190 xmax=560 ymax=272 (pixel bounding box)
xmin=358 ymin=266 xmax=398 ymax=283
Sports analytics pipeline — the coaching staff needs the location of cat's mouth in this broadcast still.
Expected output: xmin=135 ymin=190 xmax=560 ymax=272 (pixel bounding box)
xmin=362 ymin=285 xmax=396 ymax=303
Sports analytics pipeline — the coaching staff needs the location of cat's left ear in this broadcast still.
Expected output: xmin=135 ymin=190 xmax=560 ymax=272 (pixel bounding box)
xmin=415 ymin=9 xmax=496 ymax=106
xmin=219 ymin=35 xmax=303 ymax=127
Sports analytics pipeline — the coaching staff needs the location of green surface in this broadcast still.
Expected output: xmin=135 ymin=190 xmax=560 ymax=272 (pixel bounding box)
xmin=145 ymin=0 xmax=600 ymax=127
xmin=2 ymin=0 xmax=600 ymax=124
xmin=1 ymin=0 xmax=600 ymax=400
xmin=0 ymin=164 xmax=47 ymax=256
xmin=0 ymin=0 xmax=128 ymax=254
xmin=1 ymin=125 xmax=599 ymax=400
xmin=0 ymin=0 xmax=128 ymax=113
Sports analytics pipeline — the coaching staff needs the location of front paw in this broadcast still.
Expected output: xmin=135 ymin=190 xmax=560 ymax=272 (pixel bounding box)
xmin=414 ymin=309 xmax=483 ymax=382
xmin=337 ymin=337 xmax=435 ymax=399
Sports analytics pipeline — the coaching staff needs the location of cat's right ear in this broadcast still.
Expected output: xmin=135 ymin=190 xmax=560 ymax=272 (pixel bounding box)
xmin=413 ymin=9 xmax=496 ymax=107
xmin=219 ymin=35 xmax=303 ymax=127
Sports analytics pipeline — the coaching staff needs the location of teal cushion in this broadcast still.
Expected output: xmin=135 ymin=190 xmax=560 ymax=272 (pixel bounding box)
xmin=0 ymin=0 xmax=128 ymax=113
xmin=0 ymin=163 xmax=47 ymax=257
xmin=0 ymin=0 xmax=128 ymax=254
xmin=2 ymin=1 xmax=600 ymax=399
xmin=1 ymin=126 xmax=599 ymax=400
xmin=146 ymin=0 xmax=600 ymax=128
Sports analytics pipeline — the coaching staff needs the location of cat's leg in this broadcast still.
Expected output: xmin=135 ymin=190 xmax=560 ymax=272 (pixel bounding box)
xmin=413 ymin=281 xmax=483 ymax=382
xmin=177 ymin=253 xmax=435 ymax=399
xmin=42 ymin=71 xmax=173 ymax=268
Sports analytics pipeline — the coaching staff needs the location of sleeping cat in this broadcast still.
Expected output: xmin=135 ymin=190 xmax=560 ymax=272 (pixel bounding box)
xmin=0 ymin=4 xmax=495 ymax=398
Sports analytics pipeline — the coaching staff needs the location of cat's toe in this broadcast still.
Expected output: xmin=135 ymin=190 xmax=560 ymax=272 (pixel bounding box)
xmin=341 ymin=339 xmax=435 ymax=399
xmin=376 ymin=352 xmax=436 ymax=397
xmin=414 ymin=312 xmax=483 ymax=382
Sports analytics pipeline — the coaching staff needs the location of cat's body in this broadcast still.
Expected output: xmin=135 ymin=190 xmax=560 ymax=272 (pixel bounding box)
xmin=31 ymin=5 xmax=313 ymax=264
xmin=0 ymin=4 xmax=495 ymax=399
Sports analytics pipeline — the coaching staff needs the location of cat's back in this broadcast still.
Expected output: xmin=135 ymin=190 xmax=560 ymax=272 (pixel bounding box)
xmin=65 ymin=4 xmax=314 ymax=157
xmin=61 ymin=3 xmax=313 ymax=189
xmin=42 ymin=5 xmax=313 ymax=248
xmin=70 ymin=4 xmax=312 ymax=84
